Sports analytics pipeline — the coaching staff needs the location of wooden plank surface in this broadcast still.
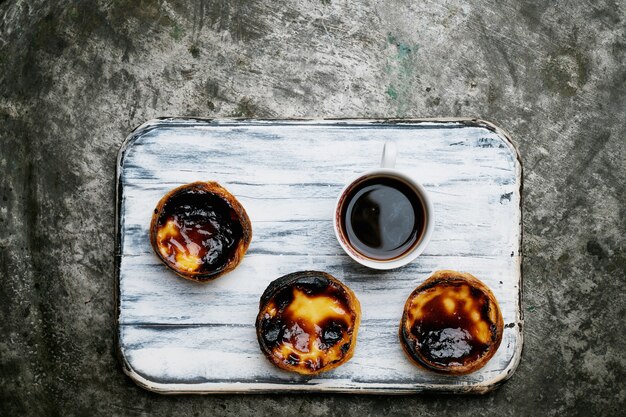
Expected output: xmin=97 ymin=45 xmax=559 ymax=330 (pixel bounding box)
xmin=116 ymin=119 xmax=523 ymax=394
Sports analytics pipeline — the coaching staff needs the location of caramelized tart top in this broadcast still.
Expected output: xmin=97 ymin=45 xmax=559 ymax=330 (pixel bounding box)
xmin=256 ymin=271 xmax=361 ymax=375
xmin=400 ymin=270 xmax=503 ymax=374
xmin=150 ymin=182 xmax=251 ymax=281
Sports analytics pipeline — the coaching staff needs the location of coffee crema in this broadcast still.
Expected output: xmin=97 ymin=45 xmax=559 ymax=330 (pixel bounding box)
xmin=339 ymin=176 xmax=426 ymax=261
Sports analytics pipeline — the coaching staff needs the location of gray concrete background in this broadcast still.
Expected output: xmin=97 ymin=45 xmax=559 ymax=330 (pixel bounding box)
xmin=1 ymin=0 xmax=624 ymax=415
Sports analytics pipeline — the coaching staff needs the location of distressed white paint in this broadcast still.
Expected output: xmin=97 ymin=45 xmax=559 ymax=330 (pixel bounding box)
xmin=116 ymin=119 xmax=523 ymax=394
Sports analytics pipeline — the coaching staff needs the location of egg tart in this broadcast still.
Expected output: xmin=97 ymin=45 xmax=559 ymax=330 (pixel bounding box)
xmin=256 ymin=271 xmax=361 ymax=375
xmin=150 ymin=181 xmax=252 ymax=282
xmin=400 ymin=270 xmax=503 ymax=375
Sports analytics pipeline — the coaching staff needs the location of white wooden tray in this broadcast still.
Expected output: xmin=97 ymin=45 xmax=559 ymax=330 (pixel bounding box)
xmin=115 ymin=118 xmax=523 ymax=394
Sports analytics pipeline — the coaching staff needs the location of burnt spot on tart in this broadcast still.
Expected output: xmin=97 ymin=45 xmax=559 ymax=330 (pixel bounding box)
xmin=399 ymin=270 xmax=504 ymax=375
xmin=149 ymin=181 xmax=252 ymax=282
xmin=256 ymin=271 xmax=361 ymax=375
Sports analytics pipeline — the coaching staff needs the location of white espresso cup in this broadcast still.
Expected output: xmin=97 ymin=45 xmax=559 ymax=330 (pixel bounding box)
xmin=333 ymin=141 xmax=434 ymax=270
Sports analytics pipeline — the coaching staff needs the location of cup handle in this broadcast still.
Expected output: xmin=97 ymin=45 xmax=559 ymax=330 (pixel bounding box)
xmin=380 ymin=141 xmax=397 ymax=169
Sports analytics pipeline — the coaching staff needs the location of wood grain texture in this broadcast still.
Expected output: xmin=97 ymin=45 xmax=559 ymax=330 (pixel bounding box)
xmin=116 ymin=119 xmax=523 ymax=394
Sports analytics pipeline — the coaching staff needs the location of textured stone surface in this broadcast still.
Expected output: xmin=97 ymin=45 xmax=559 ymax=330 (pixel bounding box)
xmin=0 ymin=0 xmax=624 ymax=415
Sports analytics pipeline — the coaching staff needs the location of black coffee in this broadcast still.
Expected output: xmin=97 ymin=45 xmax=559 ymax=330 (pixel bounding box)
xmin=340 ymin=176 xmax=426 ymax=260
